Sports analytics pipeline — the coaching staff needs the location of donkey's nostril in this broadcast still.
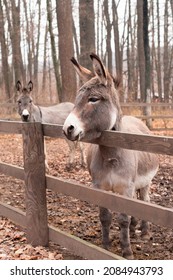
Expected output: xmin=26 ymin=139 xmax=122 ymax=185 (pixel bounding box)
xmin=67 ymin=125 xmax=74 ymax=134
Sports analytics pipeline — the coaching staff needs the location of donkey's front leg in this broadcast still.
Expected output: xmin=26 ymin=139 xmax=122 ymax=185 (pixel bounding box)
xmin=66 ymin=139 xmax=76 ymax=170
xmin=78 ymin=142 xmax=86 ymax=167
xmin=118 ymin=213 xmax=133 ymax=259
xmin=44 ymin=138 xmax=49 ymax=173
xmin=99 ymin=207 xmax=112 ymax=249
xmin=139 ymin=186 xmax=151 ymax=240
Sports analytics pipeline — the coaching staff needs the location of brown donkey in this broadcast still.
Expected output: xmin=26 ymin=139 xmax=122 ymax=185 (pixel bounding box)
xmin=63 ymin=54 xmax=159 ymax=259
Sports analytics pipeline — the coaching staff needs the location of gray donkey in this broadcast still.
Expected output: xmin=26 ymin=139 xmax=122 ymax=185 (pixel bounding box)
xmin=63 ymin=54 xmax=159 ymax=259
xmin=16 ymin=80 xmax=85 ymax=170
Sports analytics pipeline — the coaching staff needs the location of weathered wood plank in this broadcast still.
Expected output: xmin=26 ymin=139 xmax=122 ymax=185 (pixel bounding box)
xmin=0 ymin=202 xmax=124 ymax=260
xmin=135 ymin=115 xmax=173 ymax=119
xmin=1 ymin=121 xmax=173 ymax=156
xmin=49 ymin=225 xmax=124 ymax=260
xmin=121 ymin=102 xmax=173 ymax=108
xmin=1 ymin=161 xmax=173 ymax=230
xmin=0 ymin=120 xmax=22 ymax=134
xmin=97 ymin=130 xmax=173 ymax=156
xmin=0 ymin=162 xmax=24 ymax=180
xmin=42 ymin=124 xmax=173 ymax=155
xmin=0 ymin=202 xmax=26 ymax=228
xmin=46 ymin=174 xmax=173 ymax=229
xmin=22 ymin=122 xmax=49 ymax=246
xmin=43 ymin=123 xmax=64 ymax=138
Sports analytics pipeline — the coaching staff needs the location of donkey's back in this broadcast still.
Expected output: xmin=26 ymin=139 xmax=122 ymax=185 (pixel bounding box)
xmin=40 ymin=102 xmax=74 ymax=124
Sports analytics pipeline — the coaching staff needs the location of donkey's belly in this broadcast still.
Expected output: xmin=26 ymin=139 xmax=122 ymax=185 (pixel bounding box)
xmin=135 ymin=167 xmax=158 ymax=190
xmin=97 ymin=171 xmax=133 ymax=196
xmin=95 ymin=167 xmax=157 ymax=196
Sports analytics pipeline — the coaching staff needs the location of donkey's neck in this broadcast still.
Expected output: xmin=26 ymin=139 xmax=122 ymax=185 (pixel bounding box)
xmin=31 ymin=104 xmax=42 ymax=122
xmin=99 ymin=144 xmax=123 ymax=164
xmin=99 ymin=116 xmax=123 ymax=163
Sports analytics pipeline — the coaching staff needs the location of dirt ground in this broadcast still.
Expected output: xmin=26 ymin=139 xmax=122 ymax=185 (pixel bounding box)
xmin=0 ymin=132 xmax=173 ymax=260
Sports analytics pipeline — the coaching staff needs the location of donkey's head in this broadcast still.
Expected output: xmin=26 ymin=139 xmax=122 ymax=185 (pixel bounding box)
xmin=16 ymin=81 xmax=33 ymax=122
xmin=63 ymin=54 xmax=122 ymax=141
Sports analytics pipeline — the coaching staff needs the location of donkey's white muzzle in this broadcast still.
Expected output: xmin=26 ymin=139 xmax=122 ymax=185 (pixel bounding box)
xmin=63 ymin=112 xmax=84 ymax=141
xmin=22 ymin=109 xmax=30 ymax=122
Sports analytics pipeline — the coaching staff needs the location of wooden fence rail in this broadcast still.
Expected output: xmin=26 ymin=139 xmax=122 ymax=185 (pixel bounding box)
xmin=0 ymin=120 xmax=173 ymax=260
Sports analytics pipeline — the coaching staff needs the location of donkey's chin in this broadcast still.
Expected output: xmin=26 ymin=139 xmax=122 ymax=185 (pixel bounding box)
xmin=63 ymin=130 xmax=84 ymax=142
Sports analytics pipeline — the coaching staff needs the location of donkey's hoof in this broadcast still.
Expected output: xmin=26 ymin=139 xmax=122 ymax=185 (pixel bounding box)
xmin=65 ymin=164 xmax=74 ymax=171
xmin=103 ymin=240 xmax=112 ymax=250
xmin=124 ymin=253 xmax=134 ymax=260
xmin=80 ymin=163 xmax=86 ymax=169
xmin=122 ymin=248 xmax=134 ymax=259
xmin=141 ymin=232 xmax=152 ymax=240
xmin=130 ymin=231 xmax=137 ymax=238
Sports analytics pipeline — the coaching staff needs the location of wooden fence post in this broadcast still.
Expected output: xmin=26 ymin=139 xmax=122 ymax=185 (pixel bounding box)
xmin=22 ymin=122 xmax=49 ymax=246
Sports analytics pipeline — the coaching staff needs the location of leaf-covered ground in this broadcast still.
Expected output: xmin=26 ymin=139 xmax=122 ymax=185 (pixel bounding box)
xmin=0 ymin=133 xmax=173 ymax=260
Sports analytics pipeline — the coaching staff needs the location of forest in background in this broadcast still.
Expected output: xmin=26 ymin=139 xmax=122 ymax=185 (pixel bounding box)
xmin=0 ymin=0 xmax=173 ymax=105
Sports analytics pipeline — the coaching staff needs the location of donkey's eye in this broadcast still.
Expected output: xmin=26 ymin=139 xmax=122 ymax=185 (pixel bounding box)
xmin=29 ymin=100 xmax=32 ymax=103
xmin=88 ymin=97 xmax=100 ymax=103
xmin=18 ymin=100 xmax=21 ymax=105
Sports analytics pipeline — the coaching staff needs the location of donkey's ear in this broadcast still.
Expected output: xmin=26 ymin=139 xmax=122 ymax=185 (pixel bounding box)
xmin=71 ymin=57 xmax=93 ymax=83
xmin=16 ymin=80 xmax=22 ymax=92
xmin=90 ymin=53 xmax=107 ymax=85
xmin=27 ymin=81 xmax=33 ymax=92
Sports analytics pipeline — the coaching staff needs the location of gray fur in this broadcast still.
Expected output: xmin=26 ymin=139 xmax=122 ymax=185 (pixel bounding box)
xmin=63 ymin=54 xmax=159 ymax=259
xmin=16 ymin=81 xmax=85 ymax=169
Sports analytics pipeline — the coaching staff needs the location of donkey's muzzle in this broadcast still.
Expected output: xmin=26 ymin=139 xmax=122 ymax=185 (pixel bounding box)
xmin=21 ymin=109 xmax=30 ymax=122
xmin=63 ymin=112 xmax=84 ymax=141
xmin=63 ymin=125 xmax=78 ymax=141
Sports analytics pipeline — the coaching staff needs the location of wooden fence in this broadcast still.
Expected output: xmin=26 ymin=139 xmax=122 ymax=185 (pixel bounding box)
xmin=0 ymin=120 xmax=173 ymax=260
xmin=121 ymin=102 xmax=173 ymax=131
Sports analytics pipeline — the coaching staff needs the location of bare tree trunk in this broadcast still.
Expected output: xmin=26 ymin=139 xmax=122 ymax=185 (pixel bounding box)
xmin=127 ymin=0 xmax=132 ymax=95
xmin=47 ymin=0 xmax=61 ymax=102
xmin=163 ymin=0 xmax=170 ymax=102
xmin=72 ymin=17 xmax=79 ymax=59
xmin=33 ymin=0 xmax=41 ymax=92
xmin=104 ymin=0 xmax=112 ymax=72
xmin=56 ymin=0 xmax=76 ymax=102
xmin=42 ymin=24 xmax=48 ymax=97
xmin=112 ymin=0 xmax=122 ymax=78
xmin=79 ymin=0 xmax=95 ymax=70
xmin=10 ymin=0 xmax=25 ymax=84
xmin=22 ymin=0 xmax=32 ymax=80
xmin=150 ymin=0 xmax=155 ymax=97
xmin=143 ymin=0 xmax=152 ymax=128
xmin=170 ymin=0 xmax=173 ymax=16
xmin=137 ymin=0 xmax=145 ymax=102
xmin=156 ymin=0 xmax=163 ymax=100
xmin=96 ymin=0 xmax=100 ymax=54
xmin=0 ymin=0 xmax=11 ymax=99
xmin=101 ymin=4 xmax=104 ymax=59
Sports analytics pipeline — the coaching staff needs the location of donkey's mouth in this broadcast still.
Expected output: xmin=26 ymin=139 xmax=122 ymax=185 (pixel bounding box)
xmin=63 ymin=129 xmax=83 ymax=142
xmin=22 ymin=116 xmax=30 ymax=122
